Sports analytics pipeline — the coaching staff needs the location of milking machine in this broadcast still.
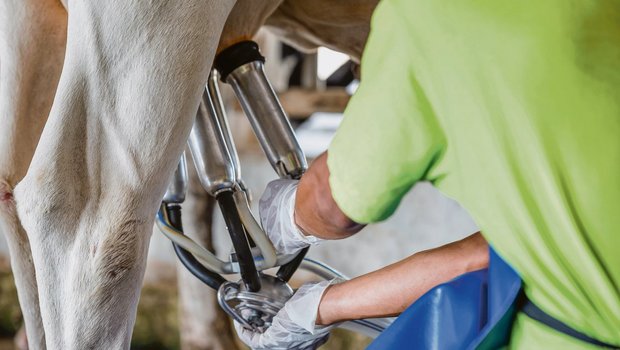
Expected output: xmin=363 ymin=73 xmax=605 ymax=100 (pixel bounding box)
xmin=157 ymin=41 xmax=392 ymax=337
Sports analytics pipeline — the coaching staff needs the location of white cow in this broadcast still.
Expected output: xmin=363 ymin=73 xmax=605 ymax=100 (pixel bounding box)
xmin=0 ymin=0 xmax=378 ymax=348
xmin=1 ymin=1 xmax=236 ymax=348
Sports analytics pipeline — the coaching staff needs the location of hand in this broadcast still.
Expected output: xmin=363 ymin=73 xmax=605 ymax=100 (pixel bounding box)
xmin=234 ymin=280 xmax=336 ymax=350
xmin=259 ymin=179 xmax=323 ymax=255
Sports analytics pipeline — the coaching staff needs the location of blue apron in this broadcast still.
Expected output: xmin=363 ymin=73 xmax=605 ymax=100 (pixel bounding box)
xmin=367 ymin=247 xmax=522 ymax=350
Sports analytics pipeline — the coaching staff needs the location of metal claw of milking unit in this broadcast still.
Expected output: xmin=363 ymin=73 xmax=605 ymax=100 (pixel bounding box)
xmin=159 ymin=40 xmax=309 ymax=332
xmin=161 ymin=42 xmax=391 ymax=337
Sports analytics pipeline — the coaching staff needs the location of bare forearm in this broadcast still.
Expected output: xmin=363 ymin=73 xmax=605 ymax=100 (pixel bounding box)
xmin=316 ymin=232 xmax=489 ymax=325
xmin=295 ymin=152 xmax=365 ymax=240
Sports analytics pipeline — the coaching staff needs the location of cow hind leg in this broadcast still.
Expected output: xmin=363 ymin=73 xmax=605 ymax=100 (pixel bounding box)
xmin=0 ymin=0 xmax=68 ymax=348
xmin=12 ymin=1 xmax=235 ymax=348
xmin=0 ymin=182 xmax=44 ymax=348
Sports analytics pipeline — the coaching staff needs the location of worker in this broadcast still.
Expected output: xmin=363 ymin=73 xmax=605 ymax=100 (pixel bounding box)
xmin=235 ymin=0 xmax=620 ymax=348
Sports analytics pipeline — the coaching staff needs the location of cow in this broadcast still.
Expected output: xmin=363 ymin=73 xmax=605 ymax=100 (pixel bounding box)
xmin=0 ymin=0 xmax=378 ymax=348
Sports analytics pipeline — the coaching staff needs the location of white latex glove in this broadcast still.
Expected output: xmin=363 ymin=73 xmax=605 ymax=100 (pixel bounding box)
xmin=234 ymin=280 xmax=337 ymax=350
xmin=259 ymin=179 xmax=323 ymax=255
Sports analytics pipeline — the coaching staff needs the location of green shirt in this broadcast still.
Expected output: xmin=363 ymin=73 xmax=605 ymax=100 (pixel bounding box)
xmin=328 ymin=0 xmax=620 ymax=348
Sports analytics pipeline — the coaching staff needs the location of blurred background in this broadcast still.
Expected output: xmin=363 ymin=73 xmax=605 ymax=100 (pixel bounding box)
xmin=0 ymin=30 xmax=478 ymax=350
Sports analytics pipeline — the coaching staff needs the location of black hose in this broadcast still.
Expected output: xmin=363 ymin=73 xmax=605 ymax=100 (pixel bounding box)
xmin=276 ymin=247 xmax=309 ymax=282
xmin=164 ymin=204 xmax=226 ymax=290
xmin=216 ymin=191 xmax=262 ymax=292
xmin=173 ymin=244 xmax=226 ymax=290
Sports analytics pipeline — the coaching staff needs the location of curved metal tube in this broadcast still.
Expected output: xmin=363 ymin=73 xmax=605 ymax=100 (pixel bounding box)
xmin=340 ymin=318 xmax=393 ymax=339
xmin=233 ymin=190 xmax=277 ymax=269
xmin=157 ymin=209 xmax=296 ymax=275
xmin=299 ymin=258 xmax=348 ymax=281
xmin=157 ymin=210 xmax=234 ymax=274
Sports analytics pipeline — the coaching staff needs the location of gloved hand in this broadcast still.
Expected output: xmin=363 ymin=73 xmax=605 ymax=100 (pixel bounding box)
xmin=234 ymin=280 xmax=337 ymax=350
xmin=259 ymin=179 xmax=323 ymax=255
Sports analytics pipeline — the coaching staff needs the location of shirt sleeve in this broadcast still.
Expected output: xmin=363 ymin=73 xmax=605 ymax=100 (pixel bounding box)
xmin=327 ymin=0 xmax=446 ymax=224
